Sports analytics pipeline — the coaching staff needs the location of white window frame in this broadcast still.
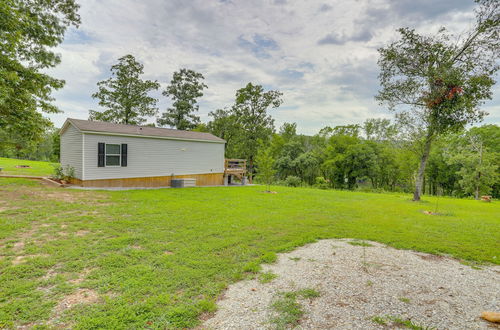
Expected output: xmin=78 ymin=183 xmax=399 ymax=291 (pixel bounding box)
xmin=105 ymin=143 xmax=121 ymax=167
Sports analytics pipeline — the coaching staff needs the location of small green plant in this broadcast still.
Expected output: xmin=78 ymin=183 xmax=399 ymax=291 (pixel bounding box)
xmin=371 ymin=315 xmax=435 ymax=330
xmin=284 ymin=176 xmax=301 ymax=187
xmin=256 ymin=147 xmax=276 ymax=192
xmin=296 ymin=288 xmax=320 ymax=298
xmin=289 ymin=257 xmax=301 ymax=262
xmin=366 ymin=280 xmax=374 ymax=287
xmin=52 ymin=165 xmax=64 ymax=180
xmin=371 ymin=316 xmax=387 ymax=325
xmin=399 ymin=297 xmax=411 ymax=304
xmin=269 ymin=288 xmax=320 ymax=329
xmin=388 ymin=315 xmax=435 ymax=330
xmin=259 ymin=271 xmax=278 ymax=284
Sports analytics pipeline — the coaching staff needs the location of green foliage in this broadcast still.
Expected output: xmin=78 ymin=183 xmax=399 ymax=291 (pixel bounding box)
xmin=314 ymin=176 xmax=329 ymax=189
xmin=0 ymin=0 xmax=79 ymax=154
xmin=0 ymin=177 xmax=498 ymax=327
xmin=89 ymin=54 xmax=160 ymax=125
xmin=52 ymin=165 xmax=75 ymax=181
xmin=158 ymin=68 xmax=207 ymax=130
xmin=208 ymin=83 xmax=282 ymax=176
xmin=284 ymin=176 xmax=301 ymax=187
xmin=376 ymin=1 xmax=499 ymax=200
xmin=207 ymin=108 xmax=240 ymax=157
xmin=255 ymin=147 xmax=276 ymax=191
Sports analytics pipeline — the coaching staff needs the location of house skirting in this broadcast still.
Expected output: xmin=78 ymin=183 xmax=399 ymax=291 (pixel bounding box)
xmin=70 ymin=173 xmax=224 ymax=188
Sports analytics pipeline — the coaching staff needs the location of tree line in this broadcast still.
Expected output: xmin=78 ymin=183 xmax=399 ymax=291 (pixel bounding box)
xmin=1 ymin=0 xmax=498 ymax=200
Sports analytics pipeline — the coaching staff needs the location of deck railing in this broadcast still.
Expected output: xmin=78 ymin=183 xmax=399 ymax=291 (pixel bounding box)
xmin=224 ymin=159 xmax=246 ymax=173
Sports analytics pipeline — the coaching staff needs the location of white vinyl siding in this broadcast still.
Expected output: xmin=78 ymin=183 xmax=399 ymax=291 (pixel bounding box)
xmin=82 ymin=133 xmax=225 ymax=180
xmin=60 ymin=124 xmax=83 ymax=179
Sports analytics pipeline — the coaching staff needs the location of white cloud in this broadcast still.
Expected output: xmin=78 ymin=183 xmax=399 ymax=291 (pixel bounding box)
xmin=45 ymin=0 xmax=499 ymax=134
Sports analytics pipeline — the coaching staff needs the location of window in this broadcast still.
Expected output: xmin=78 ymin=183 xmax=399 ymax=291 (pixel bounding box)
xmin=105 ymin=144 xmax=121 ymax=166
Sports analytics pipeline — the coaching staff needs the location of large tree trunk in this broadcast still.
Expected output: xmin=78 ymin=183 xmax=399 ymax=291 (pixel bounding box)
xmin=413 ymin=132 xmax=434 ymax=201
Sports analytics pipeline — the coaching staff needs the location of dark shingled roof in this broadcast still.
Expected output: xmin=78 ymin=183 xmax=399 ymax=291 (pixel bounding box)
xmin=66 ymin=118 xmax=225 ymax=143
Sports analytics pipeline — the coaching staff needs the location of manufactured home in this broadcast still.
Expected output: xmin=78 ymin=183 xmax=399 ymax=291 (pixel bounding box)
xmin=59 ymin=118 xmax=234 ymax=187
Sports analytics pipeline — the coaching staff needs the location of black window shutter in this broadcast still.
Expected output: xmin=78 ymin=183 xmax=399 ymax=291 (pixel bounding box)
xmin=98 ymin=143 xmax=105 ymax=167
xmin=121 ymin=144 xmax=127 ymax=167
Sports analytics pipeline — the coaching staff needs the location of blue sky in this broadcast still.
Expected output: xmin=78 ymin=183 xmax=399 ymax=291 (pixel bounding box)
xmin=46 ymin=0 xmax=499 ymax=134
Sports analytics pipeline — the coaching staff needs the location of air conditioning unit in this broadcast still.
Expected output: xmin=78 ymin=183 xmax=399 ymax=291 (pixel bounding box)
xmin=171 ymin=178 xmax=196 ymax=188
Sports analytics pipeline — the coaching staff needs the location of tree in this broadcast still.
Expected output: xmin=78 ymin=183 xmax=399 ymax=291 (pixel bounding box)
xmin=363 ymin=118 xmax=398 ymax=141
xmin=158 ymin=69 xmax=207 ymax=130
xmin=376 ymin=0 xmax=499 ymax=201
xmin=89 ymin=55 xmax=159 ymax=125
xmin=207 ymin=108 xmax=240 ymax=157
xmin=1 ymin=0 xmax=80 ymax=153
xmin=232 ymin=83 xmax=283 ymax=182
xmin=322 ymin=134 xmax=377 ymax=189
xmin=279 ymin=122 xmax=297 ymax=141
xmin=447 ymin=139 xmax=498 ymax=199
xmin=255 ymin=146 xmax=276 ymax=192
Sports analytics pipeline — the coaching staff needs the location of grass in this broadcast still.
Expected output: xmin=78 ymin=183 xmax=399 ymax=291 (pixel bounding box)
xmin=0 ymin=174 xmax=498 ymax=328
xmin=0 ymin=157 xmax=58 ymax=176
xmin=258 ymin=271 xmax=278 ymax=283
xmin=348 ymin=240 xmax=374 ymax=247
xmin=370 ymin=315 xmax=436 ymax=330
xmin=269 ymin=289 xmax=320 ymax=329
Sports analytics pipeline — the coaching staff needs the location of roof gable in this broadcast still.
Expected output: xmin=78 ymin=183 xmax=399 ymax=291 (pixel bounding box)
xmin=63 ymin=118 xmax=225 ymax=143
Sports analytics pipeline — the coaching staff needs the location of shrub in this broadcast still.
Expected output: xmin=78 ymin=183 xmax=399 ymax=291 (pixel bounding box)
xmin=284 ymin=176 xmax=301 ymax=187
xmin=52 ymin=165 xmax=64 ymax=180
xmin=52 ymin=165 xmax=75 ymax=181
xmin=314 ymin=176 xmax=329 ymax=189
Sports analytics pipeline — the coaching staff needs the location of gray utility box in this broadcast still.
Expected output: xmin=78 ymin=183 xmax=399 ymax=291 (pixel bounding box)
xmin=171 ymin=178 xmax=196 ymax=188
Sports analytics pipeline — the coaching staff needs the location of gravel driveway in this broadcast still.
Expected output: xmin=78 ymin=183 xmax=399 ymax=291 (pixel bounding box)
xmin=203 ymin=239 xmax=500 ymax=329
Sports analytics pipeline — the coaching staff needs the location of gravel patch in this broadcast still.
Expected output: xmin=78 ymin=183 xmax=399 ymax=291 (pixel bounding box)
xmin=203 ymin=239 xmax=500 ymax=329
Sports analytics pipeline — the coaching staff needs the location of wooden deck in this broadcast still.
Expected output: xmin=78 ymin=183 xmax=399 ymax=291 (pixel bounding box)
xmin=224 ymin=159 xmax=247 ymax=182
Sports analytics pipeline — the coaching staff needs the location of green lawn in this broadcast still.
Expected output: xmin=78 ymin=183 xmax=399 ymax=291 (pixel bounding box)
xmin=0 ymin=177 xmax=498 ymax=329
xmin=0 ymin=157 xmax=58 ymax=176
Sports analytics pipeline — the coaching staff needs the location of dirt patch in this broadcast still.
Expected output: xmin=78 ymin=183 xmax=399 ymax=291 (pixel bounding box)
xmin=42 ymin=265 xmax=63 ymax=280
xmin=204 ymin=239 xmax=500 ymax=329
xmin=68 ymin=268 xmax=94 ymax=285
xmin=53 ymin=288 xmax=99 ymax=316
xmin=130 ymin=245 xmax=143 ymax=249
xmin=164 ymin=250 xmax=174 ymax=255
xmin=0 ymin=206 xmax=20 ymax=213
xmin=12 ymin=240 xmax=25 ymax=251
xmin=75 ymin=230 xmax=90 ymax=237
xmin=416 ymin=253 xmax=447 ymax=262
xmin=12 ymin=254 xmax=49 ymax=265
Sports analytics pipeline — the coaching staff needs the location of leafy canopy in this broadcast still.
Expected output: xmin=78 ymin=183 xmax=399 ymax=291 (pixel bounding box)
xmin=376 ymin=0 xmax=499 ymax=200
xmin=232 ymin=83 xmax=283 ymax=163
xmin=89 ymin=54 xmax=160 ymax=125
xmin=0 ymin=0 xmax=80 ymax=151
xmin=158 ymin=69 xmax=207 ymax=130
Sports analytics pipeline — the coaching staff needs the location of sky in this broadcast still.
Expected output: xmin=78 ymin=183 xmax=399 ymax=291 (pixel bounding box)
xmin=46 ymin=0 xmax=500 ymax=135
